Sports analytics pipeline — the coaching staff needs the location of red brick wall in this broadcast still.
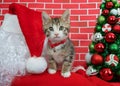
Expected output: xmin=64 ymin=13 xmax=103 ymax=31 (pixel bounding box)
xmin=0 ymin=0 xmax=119 ymax=66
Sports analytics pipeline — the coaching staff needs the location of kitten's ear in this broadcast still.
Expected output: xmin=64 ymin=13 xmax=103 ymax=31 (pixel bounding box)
xmin=61 ymin=10 xmax=70 ymax=23
xmin=42 ymin=11 xmax=51 ymax=25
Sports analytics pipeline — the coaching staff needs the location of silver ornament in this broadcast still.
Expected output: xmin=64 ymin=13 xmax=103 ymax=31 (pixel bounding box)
xmin=91 ymin=32 xmax=103 ymax=42
xmin=117 ymin=8 xmax=120 ymax=16
xmin=110 ymin=9 xmax=118 ymax=16
xmin=86 ymin=66 xmax=98 ymax=76
xmin=85 ymin=53 xmax=92 ymax=63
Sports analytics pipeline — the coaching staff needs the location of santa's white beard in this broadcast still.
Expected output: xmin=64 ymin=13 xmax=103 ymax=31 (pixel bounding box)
xmin=0 ymin=29 xmax=30 ymax=86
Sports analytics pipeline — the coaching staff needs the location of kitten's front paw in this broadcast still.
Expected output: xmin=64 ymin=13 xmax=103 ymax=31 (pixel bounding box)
xmin=48 ymin=69 xmax=56 ymax=74
xmin=61 ymin=71 xmax=71 ymax=78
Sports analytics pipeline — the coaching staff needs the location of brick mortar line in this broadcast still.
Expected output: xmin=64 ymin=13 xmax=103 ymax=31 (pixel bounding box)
xmin=71 ymin=40 xmax=81 ymax=42
xmin=27 ymin=2 xmax=44 ymax=4
xmin=51 ymin=9 xmax=53 ymax=15
xmin=52 ymin=0 xmax=54 ymax=3
xmin=75 ymin=46 xmax=88 ymax=49
xmin=78 ymin=15 xmax=80 ymax=24
xmin=75 ymin=51 xmax=88 ymax=53
xmin=69 ymin=33 xmax=71 ymax=38
xmin=87 ymin=20 xmax=89 ymax=27
xmin=43 ymin=2 xmax=99 ymax=4
xmin=71 ymin=20 xmax=88 ymax=22
xmin=78 ymin=2 xmax=99 ymax=3
xmin=1 ymin=0 xmax=3 ymax=3
xmin=0 ymin=8 xmax=100 ymax=12
xmin=26 ymin=3 xmax=28 ymax=7
xmin=76 ymin=54 xmax=88 ymax=55
xmin=87 ymin=0 xmax=88 ymax=4
xmin=70 ymin=26 xmax=95 ymax=28
xmin=86 ymin=26 xmax=96 ymax=28
xmin=51 ymin=14 xmax=98 ymax=16
xmin=87 ymin=9 xmax=88 ymax=15
xmin=71 ymin=26 xmax=95 ymax=28
xmin=0 ymin=5 xmax=100 ymax=10
xmin=71 ymin=33 xmax=90 ymax=35
xmin=77 ymin=60 xmax=86 ymax=61
xmin=79 ymin=41 xmax=92 ymax=43
xmin=74 ymin=59 xmax=86 ymax=61
xmin=78 ymin=40 xmax=80 ymax=46
xmin=71 ymin=39 xmax=90 ymax=41
xmin=35 ymin=0 xmax=37 ymax=2
xmin=96 ymin=3 xmax=98 ymax=9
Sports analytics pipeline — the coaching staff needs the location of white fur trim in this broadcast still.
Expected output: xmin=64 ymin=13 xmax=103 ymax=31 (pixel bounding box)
xmin=72 ymin=66 xmax=86 ymax=72
xmin=1 ymin=14 xmax=22 ymax=34
xmin=26 ymin=56 xmax=47 ymax=74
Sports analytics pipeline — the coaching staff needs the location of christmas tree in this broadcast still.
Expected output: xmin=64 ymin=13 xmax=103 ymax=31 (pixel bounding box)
xmin=87 ymin=0 xmax=120 ymax=81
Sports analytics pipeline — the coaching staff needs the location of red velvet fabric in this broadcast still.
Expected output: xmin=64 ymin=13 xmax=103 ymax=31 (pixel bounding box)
xmin=12 ymin=70 xmax=118 ymax=86
xmin=9 ymin=3 xmax=45 ymax=57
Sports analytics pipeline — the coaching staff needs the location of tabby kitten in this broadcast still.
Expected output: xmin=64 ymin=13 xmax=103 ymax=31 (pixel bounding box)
xmin=42 ymin=10 xmax=75 ymax=78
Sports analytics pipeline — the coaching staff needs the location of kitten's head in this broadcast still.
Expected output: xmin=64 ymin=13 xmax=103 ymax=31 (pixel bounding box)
xmin=42 ymin=10 xmax=70 ymax=43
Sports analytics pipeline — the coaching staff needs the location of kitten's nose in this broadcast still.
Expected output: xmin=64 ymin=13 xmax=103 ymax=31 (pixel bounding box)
xmin=55 ymin=33 xmax=59 ymax=36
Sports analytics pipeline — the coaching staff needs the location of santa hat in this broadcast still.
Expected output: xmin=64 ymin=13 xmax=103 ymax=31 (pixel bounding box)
xmin=9 ymin=3 xmax=47 ymax=74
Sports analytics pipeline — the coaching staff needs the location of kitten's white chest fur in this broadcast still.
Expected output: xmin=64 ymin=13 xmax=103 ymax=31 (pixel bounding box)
xmin=49 ymin=44 xmax=65 ymax=64
xmin=41 ymin=39 xmax=66 ymax=64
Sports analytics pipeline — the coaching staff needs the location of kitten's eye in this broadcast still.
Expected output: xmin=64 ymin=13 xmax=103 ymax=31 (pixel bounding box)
xmin=59 ymin=26 xmax=64 ymax=30
xmin=49 ymin=27 xmax=54 ymax=31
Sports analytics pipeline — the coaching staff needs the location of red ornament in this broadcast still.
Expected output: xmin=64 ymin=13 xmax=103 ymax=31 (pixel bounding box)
xmin=95 ymin=43 xmax=105 ymax=53
xmin=100 ymin=68 xmax=113 ymax=81
xmin=102 ymin=9 xmax=109 ymax=16
xmin=106 ymin=2 xmax=113 ymax=9
xmin=105 ymin=32 xmax=116 ymax=43
xmin=107 ymin=16 xmax=117 ymax=24
xmin=113 ymin=24 xmax=120 ymax=33
xmin=117 ymin=17 xmax=120 ymax=24
xmin=105 ymin=54 xmax=119 ymax=66
xmin=91 ymin=54 xmax=103 ymax=65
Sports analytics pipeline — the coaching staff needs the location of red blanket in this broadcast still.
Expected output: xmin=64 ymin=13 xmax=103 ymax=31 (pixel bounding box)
xmin=11 ymin=70 xmax=114 ymax=86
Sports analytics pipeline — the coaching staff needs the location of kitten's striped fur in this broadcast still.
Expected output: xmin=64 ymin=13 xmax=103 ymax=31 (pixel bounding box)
xmin=42 ymin=10 xmax=75 ymax=78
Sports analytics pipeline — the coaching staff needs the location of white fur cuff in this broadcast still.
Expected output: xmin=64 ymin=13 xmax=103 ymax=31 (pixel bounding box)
xmin=26 ymin=57 xmax=47 ymax=74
